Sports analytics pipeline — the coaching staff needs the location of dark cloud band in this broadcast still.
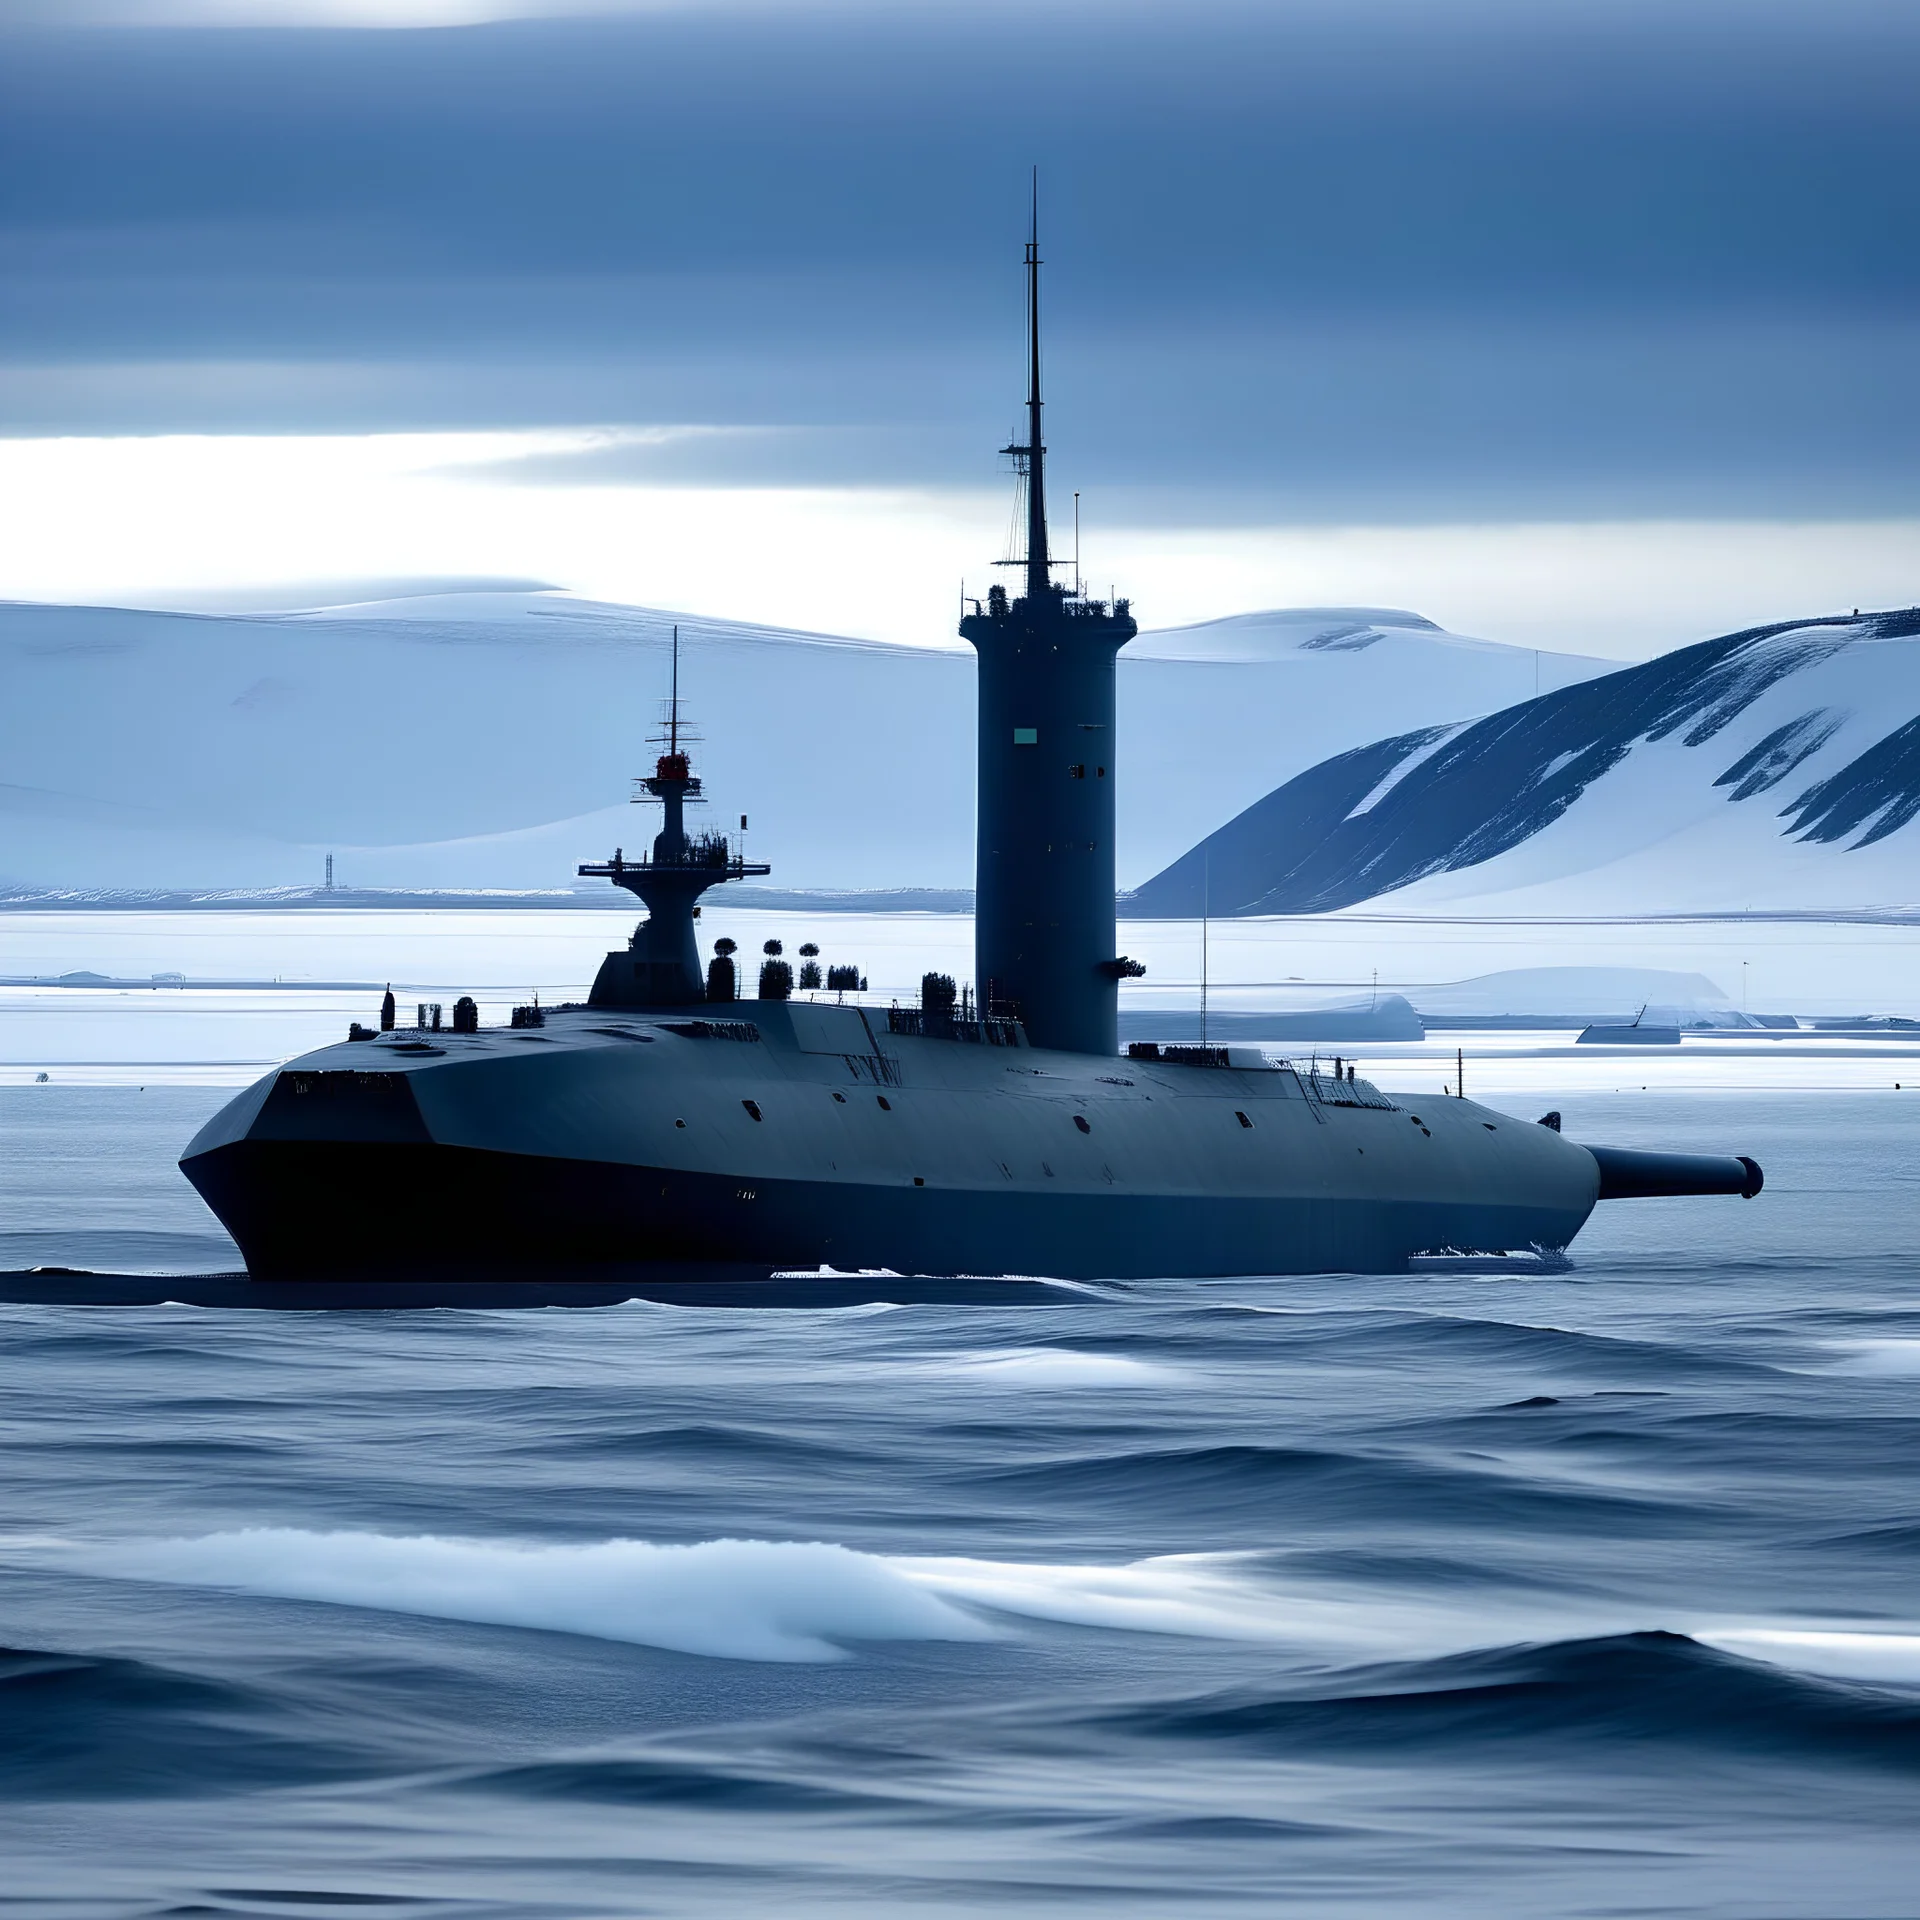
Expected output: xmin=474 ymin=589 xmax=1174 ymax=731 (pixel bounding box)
xmin=2 ymin=1 xmax=1915 ymax=520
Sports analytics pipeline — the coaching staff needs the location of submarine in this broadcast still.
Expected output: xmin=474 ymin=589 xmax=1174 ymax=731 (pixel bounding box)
xmin=179 ymin=219 xmax=1762 ymax=1283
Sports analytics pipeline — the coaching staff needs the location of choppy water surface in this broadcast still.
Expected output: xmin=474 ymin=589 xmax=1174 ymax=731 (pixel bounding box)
xmin=2 ymin=1084 xmax=1918 ymax=1917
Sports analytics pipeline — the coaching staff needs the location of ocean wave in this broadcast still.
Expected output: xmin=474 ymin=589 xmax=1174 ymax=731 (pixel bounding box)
xmin=1250 ymin=1310 xmax=1782 ymax=1382
xmin=0 ymin=1644 xmax=367 ymax=1799
xmin=66 ymin=1527 xmax=1535 ymax=1664
xmin=957 ymin=1439 xmax=1680 ymax=1532
xmin=517 ymin=1420 xmax=872 ymax=1467
xmin=1814 ymin=1520 xmax=1920 ymax=1557
xmin=928 ymin=1347 xmax=1188 ymax=1387
xmin=1702 ymin=1627 xmax=1920 ymax=1685
xmin=897 ymin=1549 xmax=1405 ymax=1648
xmin=1825 ymin=1339 xmax=1920 ymax=1375
xmin=459 ymin=1753 xmax=899 ymax=1812
xmin=1075 ymin=1631 xmax=1920 ymax=1768
xmin=74 ymin=1531 xmax=992 ymax=1663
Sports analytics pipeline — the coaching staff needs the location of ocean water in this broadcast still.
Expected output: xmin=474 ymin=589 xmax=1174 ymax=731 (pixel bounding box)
xmin=2 ymin=1074 xmax=1919 ymax=1916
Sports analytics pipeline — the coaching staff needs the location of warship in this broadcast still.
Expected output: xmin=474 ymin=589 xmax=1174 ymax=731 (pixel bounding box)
xmin=180 ymin=217 xmax=1762 ymax=1282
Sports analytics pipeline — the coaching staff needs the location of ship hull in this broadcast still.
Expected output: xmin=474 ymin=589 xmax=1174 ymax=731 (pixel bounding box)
xmin=180 ymin=1002 xmax=1602 ymax=1282
xmin=181 ymin=1134 xmax=1589 ymax=1282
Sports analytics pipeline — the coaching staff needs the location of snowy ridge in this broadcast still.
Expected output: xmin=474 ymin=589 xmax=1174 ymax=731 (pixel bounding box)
xmin=1127 ymin=607 xmax=1449 ymax=661
xmin=1129 ymin=609 xmax=1920 ymax=917
xmin=0 ymin=592 xmax=1608 ymax=895
xmin=287 ymin=589 xmax=937 ymax=656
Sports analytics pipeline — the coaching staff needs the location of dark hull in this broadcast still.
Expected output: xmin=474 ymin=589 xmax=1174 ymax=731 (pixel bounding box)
xmin=182 ymin=1134 xmax=1588 ymax=1283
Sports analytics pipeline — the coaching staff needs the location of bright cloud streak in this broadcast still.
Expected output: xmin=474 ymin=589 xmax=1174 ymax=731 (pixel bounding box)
xmin=12 ymin=0 xmax=614 ymax=25
xmin=1 ymin=430 xmax=1913 ymax=657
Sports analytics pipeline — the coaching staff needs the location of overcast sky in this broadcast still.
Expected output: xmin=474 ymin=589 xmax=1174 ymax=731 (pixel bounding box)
xmin=2 ymin=0 xmax=1915 ymax=651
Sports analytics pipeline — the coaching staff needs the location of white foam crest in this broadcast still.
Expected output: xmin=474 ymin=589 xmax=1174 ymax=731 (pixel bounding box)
xmin=900 ymin=1551 xmax=1302 ymax=1641
xmin=75 ymin=1530 xmax=992 ymax=1663
xmin=1824 ymin=1339 xmax=1920 ymax=1375
xmin=62 ymin=1530 xmax=1629 ymax=1667
xmin=606 ymin=1295 xmax=905 ymax=1320
xmin=930 ymin=1348 xmax=1186 ymax=1387
xmin=1702 ymin=1627 xmax=1920 ymax=1683
xmin=767 ymin=1266 xmax=908 ymax=1281
xmin=898 ymin=1551 xmax=1526 ymax=1658
xmin=1210 ymin=1303 xmax=1332 ymax=1317
xmin=950 ymin=1273 xmax=1127 ymax=1298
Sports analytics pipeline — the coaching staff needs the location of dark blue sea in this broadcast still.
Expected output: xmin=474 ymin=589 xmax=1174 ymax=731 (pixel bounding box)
xmin=3 ymin=1084 xmax=1918 ymax=1917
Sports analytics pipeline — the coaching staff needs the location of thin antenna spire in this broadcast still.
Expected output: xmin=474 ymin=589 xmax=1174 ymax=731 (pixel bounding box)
xmin=1024 ymin=166 xmax=1051 ymax=605
xmin=669 ymin=624 xmax=680 ymax=756
xmin=1201 ymin=849 xmax=1210 ymax=1049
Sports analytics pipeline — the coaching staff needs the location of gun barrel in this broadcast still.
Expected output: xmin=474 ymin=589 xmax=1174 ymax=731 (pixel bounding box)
xmin=1587 ymin=1145 xmax=1763 ymax=1201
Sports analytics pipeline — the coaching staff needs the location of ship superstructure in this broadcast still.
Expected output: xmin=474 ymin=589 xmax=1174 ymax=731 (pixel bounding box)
xmin=179 ymin=214 xmax=1762 ymax=1283
xmin=960 ymin=202 xmax=1140 ymax=1054
xmin=577 ymin=627 xmax=769 ymax=1010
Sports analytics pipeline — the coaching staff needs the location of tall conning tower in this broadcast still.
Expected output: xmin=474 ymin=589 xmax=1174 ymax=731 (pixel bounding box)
xmin=960 ymin=195 xmax=1139 ymax=1054
xmin=580 ymin=627 xmax=769 ymax=1007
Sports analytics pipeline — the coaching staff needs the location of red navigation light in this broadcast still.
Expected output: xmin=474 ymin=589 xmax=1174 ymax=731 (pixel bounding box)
xmin=656 ymin=752 xmax=690 ymax=781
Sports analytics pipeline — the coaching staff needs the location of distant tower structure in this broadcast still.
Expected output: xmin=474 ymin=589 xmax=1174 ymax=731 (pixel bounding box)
xmin=324 ymin=853 xmax=334 ymax=891
xmin=959 ymin=185 xmax=1139 ymax=1054
xmin=579 ymin=626 xmax=769 ymax=1007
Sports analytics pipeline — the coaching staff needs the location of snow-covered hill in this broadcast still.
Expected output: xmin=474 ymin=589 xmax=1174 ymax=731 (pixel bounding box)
xmin=1128 ymin=608 xmax=1920 ymax=917
xmin=1120 ymin=608 xmax=1606 ymax=876
xmin=0 ymin=592 xmax=1609 ymax=894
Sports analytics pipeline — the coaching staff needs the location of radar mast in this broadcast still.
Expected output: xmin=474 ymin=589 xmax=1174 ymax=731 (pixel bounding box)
xmin=960 ymin=188 xmax=1140 ymax=1055
xmin=579 ymin=624 xmax=769 ymax=1006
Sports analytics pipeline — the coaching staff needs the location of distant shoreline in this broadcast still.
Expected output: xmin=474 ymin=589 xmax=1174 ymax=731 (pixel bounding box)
xmin=3 ymin=886 xmax=1917 ymax=928
xmin=0 ymin=886 xmax=979 ymax=915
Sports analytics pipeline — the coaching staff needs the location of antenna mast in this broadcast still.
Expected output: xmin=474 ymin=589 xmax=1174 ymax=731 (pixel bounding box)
xmin=1201 ymin=849 xmax=1210 ymax=1049
xmin=669 ymin=624 xmax=680 ymax=757
xmin=959 ymin=193 xmax=1138 ymax=1056
xmin=1023 ymin=169 xmax=1051 ymax=605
